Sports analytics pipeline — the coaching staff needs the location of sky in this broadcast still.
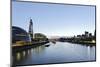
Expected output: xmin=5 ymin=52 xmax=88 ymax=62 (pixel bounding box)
xmin=12 ymin=1 xmax=96 ymax=38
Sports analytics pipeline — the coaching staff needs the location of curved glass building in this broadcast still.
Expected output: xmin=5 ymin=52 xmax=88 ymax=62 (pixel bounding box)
xmin=12 ymin=26 xmax=31 ymax=43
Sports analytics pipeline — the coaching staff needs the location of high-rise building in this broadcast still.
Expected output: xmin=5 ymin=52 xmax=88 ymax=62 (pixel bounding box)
xmin=29 ymin=19 xmax=34 ymax=40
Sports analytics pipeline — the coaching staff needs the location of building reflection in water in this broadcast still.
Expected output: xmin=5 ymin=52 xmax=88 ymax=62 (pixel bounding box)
xmin=23 ymin=51 xmax=26 ymax=57
xmin=16 ymin=49 xmax=31 ymax=61
xmin=15 ymin=45 xmax=46 ymax=63
xmin=87 ymin=46 xmax=91 ymax=60
xmin=16 ymin=53 xmax=21 ymax=61
xmin=87 ymin=45 xmax=95 ymax=60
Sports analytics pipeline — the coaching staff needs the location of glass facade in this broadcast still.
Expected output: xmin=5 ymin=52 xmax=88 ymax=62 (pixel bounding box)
xmin=12 ymin=26 xmax=31 ymax=43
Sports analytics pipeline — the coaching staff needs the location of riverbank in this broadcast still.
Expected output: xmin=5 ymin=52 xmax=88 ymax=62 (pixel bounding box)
xmin=67 ymin=41 xmax=96 ymax=46
xmin=58 ymin=38 xmax=96 ymax=46
xmin=12 ymin=41 xmax=49 ymax=53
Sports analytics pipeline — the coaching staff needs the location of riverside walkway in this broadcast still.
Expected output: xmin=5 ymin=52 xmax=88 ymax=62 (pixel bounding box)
xmin=12 ymin=41 xmax=49 ymax=52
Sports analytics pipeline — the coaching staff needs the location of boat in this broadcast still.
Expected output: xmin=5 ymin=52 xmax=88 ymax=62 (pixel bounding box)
xmin=45 ymin=44 xmax=50 ymax=47
xmin=51 ymin=41 xmax=56 ymax=44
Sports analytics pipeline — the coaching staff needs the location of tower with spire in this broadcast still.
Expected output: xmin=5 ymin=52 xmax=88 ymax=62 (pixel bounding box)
xmin=29 ymin=19 xmax=34 ymax=40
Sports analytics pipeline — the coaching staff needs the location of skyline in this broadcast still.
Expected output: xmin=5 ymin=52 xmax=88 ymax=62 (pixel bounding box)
xmin=12 ymin=1 xmax=96 ymax=38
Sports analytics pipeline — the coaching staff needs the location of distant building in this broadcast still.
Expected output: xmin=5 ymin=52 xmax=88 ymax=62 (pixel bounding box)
xmin=85 ymin=31 xmax=89 ymax=37
xmin=12 ymin=26 xmax=31 ymax=43
xmin=77 ymin=35 xmax=81 ymax=38
xmin=82 ymin=34 xmax=85 ymax=37
xmin=89 ymin=33 xmax=92 ymax=37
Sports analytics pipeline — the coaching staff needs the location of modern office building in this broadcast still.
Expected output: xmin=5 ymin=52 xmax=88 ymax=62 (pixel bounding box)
xmin=12 ymin=26 xmax=31 ymax=43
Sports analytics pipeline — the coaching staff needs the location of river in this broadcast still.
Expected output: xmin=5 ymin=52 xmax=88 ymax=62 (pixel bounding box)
xmin=13 ymin=42 xmax=96 ymax=66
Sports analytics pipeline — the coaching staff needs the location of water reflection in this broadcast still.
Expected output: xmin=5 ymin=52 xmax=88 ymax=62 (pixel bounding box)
xmin=87 ymin=46 xmax=91 ymax=60
xmin=16 ymin=50 xmax=30 ymax=61
xmin=13 ymin=42 xmax=95 ymax=66
xmin=22 ymin=51 xmax=26 ymax=58
xmin=16 ymin=53 xmax=21 ymax=61
xmin=15 ymin=45 xmax=46 ymax=62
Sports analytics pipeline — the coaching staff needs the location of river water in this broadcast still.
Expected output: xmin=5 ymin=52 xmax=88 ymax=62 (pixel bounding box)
xmin=13 ymin=42 xmax=96 ymax=66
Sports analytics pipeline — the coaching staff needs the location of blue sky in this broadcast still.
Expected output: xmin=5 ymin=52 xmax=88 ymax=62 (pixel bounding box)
xmin=12 ymin=1 xmax=95 ymax=37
